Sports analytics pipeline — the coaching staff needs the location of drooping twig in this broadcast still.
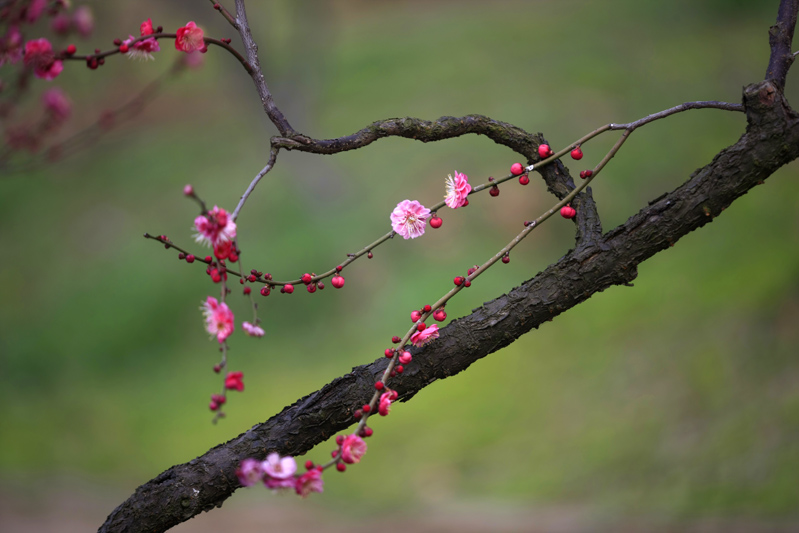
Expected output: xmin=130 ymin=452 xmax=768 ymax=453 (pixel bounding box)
xmin=231 ymin=147 xmax=279 ymax=222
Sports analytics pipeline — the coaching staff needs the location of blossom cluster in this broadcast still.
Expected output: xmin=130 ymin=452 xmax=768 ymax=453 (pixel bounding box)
xmin=237 ymin=453 xmax=324 ymax=497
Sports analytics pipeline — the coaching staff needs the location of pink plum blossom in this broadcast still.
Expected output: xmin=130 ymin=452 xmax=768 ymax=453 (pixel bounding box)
xmin=72 ymin=6 xmax=94 ymax=38
xmin=242 ymin=321 xmax=265 ymax=337
xmin=140 ymin=18 xmax=155 ymax=36
xmin=25 ymin=0 xmax=47 ymax=23
xmin=340 ymin=434 xmax=367 ymax=464
xmin=42 ymin=87 xmax=71 ymax=120
xmin=201 ymin=296 xmax=234 ymax=343
xmin=378 ymin=391 xmax=393 ymax=416
xmin=182 ymin=50 xmax=205 ymax=69
xmin=236 ymin=458 xmax=263 ymax=487
xmin=410 ymin=323 xmax=439 ymax=347
xmin=175 ymin=21 xmax=207 ymax=53
xmin=390 ymin=199 xmax=431 ymax=240
xmin=0 ymin=27 xmax=23 ymax=67
xmin=24 ymin=39 xmax=63 ymax=80
xmin=194 ymin=206 xmax=236 ymax=247
xmin=262 ymin=453 xmax=297 ymax=479
xmin=124 ymin=35 xmax=160 ymax=60
xmin=295 ymin=469 xmax=324 ymax=497
xmin=124 ymin=19 xmax=160 ymax=60
xmin=444 ymin=170 xmax=471 ymax=209
xmin=50 ymin=13 xmax=71 ymax=35
xmin=224 ymin=371 xmax=244 ymax=391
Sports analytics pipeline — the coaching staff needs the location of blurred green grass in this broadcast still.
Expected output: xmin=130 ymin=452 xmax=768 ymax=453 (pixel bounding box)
xmin=1 ymin=0 xmax=798 ymax=524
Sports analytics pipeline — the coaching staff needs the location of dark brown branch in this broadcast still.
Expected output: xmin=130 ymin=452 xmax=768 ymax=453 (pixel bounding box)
xmin=99 ymin=80 xmax=799 ymax=533
xmin=233 ymin=0 xmax=297 ymax=136
xmin=765 ymin=0 xmax=799 ymax=88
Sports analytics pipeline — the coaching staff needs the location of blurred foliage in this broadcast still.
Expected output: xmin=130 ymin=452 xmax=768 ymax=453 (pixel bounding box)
xmin=1 ymin=0 xmax=798 ymax=527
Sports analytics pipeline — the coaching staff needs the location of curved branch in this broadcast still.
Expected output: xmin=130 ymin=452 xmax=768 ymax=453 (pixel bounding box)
xmin=234 ymin=0 xmax=297 ymax=136
xmin=99 ymin=80 xmax=799 ymax=533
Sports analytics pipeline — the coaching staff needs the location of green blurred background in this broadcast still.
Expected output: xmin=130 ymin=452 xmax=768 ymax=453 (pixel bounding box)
xmin=1 ymin=0 xmax=798 ymax=531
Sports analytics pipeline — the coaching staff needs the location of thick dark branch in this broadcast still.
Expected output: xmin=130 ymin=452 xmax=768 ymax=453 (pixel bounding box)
xmin=271 ymin=113 xmax=542 ymax=159
xmin=765 ymin=0 xmax=798 ymax=88
xmin=271 ymin=114 xmax=599 ymax=231
xmin=99 ymin=80 xmax=799 ymax=533
xmin=233 ymin=0 xmax=297 ymax=136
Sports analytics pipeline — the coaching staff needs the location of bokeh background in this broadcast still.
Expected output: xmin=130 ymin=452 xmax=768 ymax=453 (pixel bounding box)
xmin=1 ymin=0 xmax=798 ymax=531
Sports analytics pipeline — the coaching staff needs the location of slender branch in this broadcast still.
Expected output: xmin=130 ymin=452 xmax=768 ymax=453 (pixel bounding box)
xmin=231 ymin=147 xmax=279 ymax=221
xmin=234 ymin=0 xmax=297 ymax=136
xmin=765 ymin=0 xmax=799 ymax=88
xmin=62 ymin=33 xmax=254 ymax=75
xmin=609 ymin=101 xmax=744 ymax=131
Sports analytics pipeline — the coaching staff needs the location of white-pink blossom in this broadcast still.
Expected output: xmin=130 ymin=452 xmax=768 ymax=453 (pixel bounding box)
xmin=262 ymin=452 xmax=297 ymax=480
xmin=194 ymin=206 xmax=236 ymax=247
xmin=444 ymin=170 xmax=471 ymax=209
xmin=390 ymin=199 xmax=430 ymax=240
xmin=236 ymin=458 xmax=263 ymax=487
xmin=201 ymin=296 xmax=234 ymax=343
xmin=242 ymin=321 xmax=264 ymax=337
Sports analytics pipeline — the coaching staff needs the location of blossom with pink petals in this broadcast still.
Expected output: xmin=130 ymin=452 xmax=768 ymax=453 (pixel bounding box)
xmin=50 ymin=13 xmax=71 ymax=35
xmin=175 ymin=21 xmax=207 ymax=53
xmin=182 ymin=50 xmax=205 ymax=69
xmin=124 ymin=18 xmax=160 ymax=60
xmin=194 ymin=206 xmax=236 ymax=247
xmin=25 ymin=0 xmax=47 ymax=23
xmin=390 ymin=199 xmax=431 ymax=240
xmin=201 ymin=296 xmax=234 ymax=343
xmin=140 ymin=18 xmax=155 ymax=36
xmin=340 ymin=434 xmax=367 ymax=464
xmin=224 ymin=371 xmax=244 ymax=391
xmin=242 ymin=321 xmax=265 ymax=338
xmin=42 ymin=87 xmax=71 ymax=120
xmin=262 ymin=453 xmax=297 ymax=479
xmin=24 ymin=39 xmax=63 ymax=80
xmin=236 ymin=458 xmax=263 ymax=487
xmin=0 ymin=27 xmax=23 ymax=67
xmin=295 ymin=468 xmax=324 ymax=497
xmin=378 ymin=391 xmax=393 ymax=416
xmin=264 ymin=476 xmax=296 ymax=490
xmin=410 ymin=323 xmax=439 ymax=347
xmin=72 ymin=6 xmax=94 ymax=38
xmin=444 ymin=170 xmax=471 ymax=209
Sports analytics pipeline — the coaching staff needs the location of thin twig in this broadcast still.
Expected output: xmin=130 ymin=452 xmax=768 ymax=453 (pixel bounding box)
xmin=208 ymin=0 xmax=239 ymax=29
xmin=231 ymin=147 xmax=279 ymax=221
xmin=609 ymin=101 xmax=744 ymax=131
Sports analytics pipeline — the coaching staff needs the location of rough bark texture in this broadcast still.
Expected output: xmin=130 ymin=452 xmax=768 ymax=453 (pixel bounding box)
xmin=99 ymin=79 xmax=799 ymax=533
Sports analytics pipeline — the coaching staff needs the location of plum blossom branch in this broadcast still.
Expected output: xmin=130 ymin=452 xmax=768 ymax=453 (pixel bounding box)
xmin=61 ymin=33 xmax=253 ymax=74
xmin=105 ymin=79 xmax=799 ymax=531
